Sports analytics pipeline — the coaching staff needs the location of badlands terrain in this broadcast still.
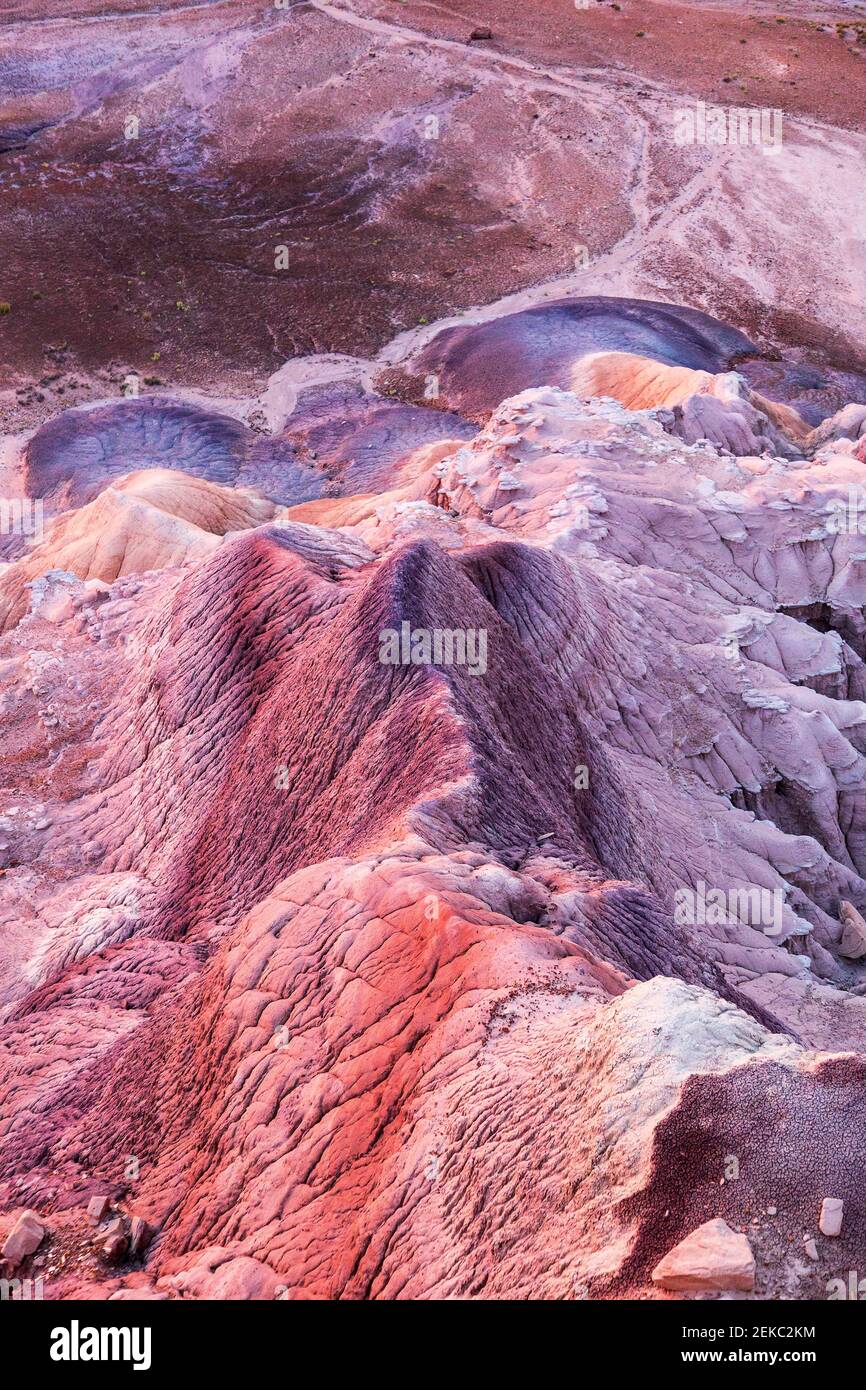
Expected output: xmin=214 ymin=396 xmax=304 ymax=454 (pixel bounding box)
xmin=1 ymin=0 xmax=866 ymax=1302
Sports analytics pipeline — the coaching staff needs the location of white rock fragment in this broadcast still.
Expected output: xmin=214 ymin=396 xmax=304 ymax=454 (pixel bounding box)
xmin=742 ymin=689 xmax=790 ymax=713
xmin=819 ymin=1198 xmax=843 ymax=1237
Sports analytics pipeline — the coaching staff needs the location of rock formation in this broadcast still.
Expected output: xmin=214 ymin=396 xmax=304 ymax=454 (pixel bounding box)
xmin=652 ymin=1219 xmax=756 ymax=1293
xmin=2 ymin=0 xmax=866 ymax=1306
